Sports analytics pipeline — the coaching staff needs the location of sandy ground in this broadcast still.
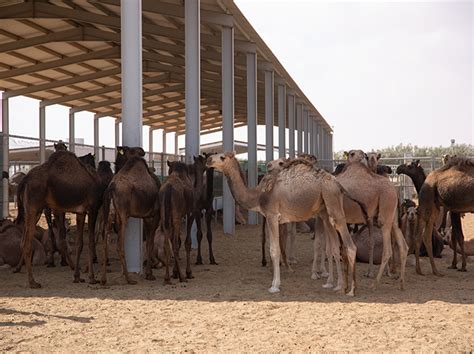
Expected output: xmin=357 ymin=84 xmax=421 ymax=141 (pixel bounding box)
xmin=1 ymin=217 xmax=473 ymax=351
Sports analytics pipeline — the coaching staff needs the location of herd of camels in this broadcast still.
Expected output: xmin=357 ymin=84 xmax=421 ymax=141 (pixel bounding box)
xmin=3 ymin=141 xmax=474 ymax=296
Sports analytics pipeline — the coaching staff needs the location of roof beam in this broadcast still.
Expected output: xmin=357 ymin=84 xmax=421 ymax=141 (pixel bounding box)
xmin=3 ymin=67 xmax=121 ymax=98
xmin=40 ymin=73 xmax=170 ymax=107
xmin=70 ymin=83 xmax=184 ymax=113
xmin=0 ymin=47 xmax=120 ymax=80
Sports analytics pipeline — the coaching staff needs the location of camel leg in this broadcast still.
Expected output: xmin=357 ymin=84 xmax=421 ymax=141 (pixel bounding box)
xmin=320 ymin=226 xmax=328 ymax=277
xmin=414 ymin=218 xmax=425 ymax=275
xmin=22 ymin=209 xmax=43 ymax=288
xmin=421 ymin=214 xmax=442 ymax=276
xmin=451 ymin=213 xmax=466 ymax=272
xmin=311 ymin=224 xmax=323 ymax=280
xmin=87 ymin=211 xmax=98 ymax=284
xmin=170 ymin=214 xmax=185 ymax=282
xmin=365 ymin=220 xmax=375 ymax=278
xmin=55 ymin=212 xmax=73 ymax=268
xmin=266 ymin=215 xmax=281 ymax=293
xmin=44 ymin=208 xmax=56 ymax=267
xmin=279 ymin=224 xmax=292 ymax=271
xmin=163 ymin=230 xmax=172 ymax=285
xmin=392 ymin=224 xmax=408 ymax=290
xmin=73 ymin=213 xmax=86 ymax=283
xmin=185 ymin=214 xmax=194 ymax=279
xmin=261 ymin=217 xmax=267 ymax=267
xmin=195 ymin=211 xmax=204 ymax=265
xmin=322 ymin=218 xmax=343 ymax=292
xmin=205 ymin=206 xmax=217 ymax=265
xmin=144 ymin=218 xmax=156 ymax=281
xmin=373 ymin=223 xmax=393 ymax=290
xmin=100 ymin=217 xmax=109 ymax=285
xmin=115 ymin=214 xmax=136 ymax=285
xmin=287 ymin=222 xmax=297 ymax=264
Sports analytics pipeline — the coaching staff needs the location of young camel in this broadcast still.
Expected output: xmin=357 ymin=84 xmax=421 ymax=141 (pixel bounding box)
xmin=416 ymin=157 xmax=474 ymax=274
xmin=333 ymin=150 xmax=408 ymax=289
xmin=207 ymin=152 xmax=361 ymax=296
xmin=16 ymin=150 xmax=103 ymax=288
xmin=100 ymin=147 xmax=160 ymax=285
xmin=159 ymin=160 xmax=194 ymax=283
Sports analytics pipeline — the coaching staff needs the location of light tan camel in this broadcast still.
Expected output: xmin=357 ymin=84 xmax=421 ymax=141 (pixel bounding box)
xmin=333 ymin=150 xmax=408 ymax=289
xmin=207 ymin=152 xmax=360 ymax=295
xmin=417 ymin=157 xmax=474 ymax=274
xmin=366 ymin=152 xmax=381 ymax=173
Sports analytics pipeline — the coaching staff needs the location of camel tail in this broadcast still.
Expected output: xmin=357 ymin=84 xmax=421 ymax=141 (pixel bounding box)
xmin=101 ymin=183 xmax=114 ymax=239
xmin=338 ymin=183 xmax=369 ymax=222
xmin=15 ymin=176 xmax=27 ymax=225
xmin=163 ymin=184 xmax=173 ymax=230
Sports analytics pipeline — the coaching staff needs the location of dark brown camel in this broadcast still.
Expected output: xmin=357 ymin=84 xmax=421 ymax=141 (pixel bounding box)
xmin=100 ymin=147 xmax=160 ymax=285
xmin=159 ymin=160 xmax=194 ymax=283
xmin=416 ymin=157 xmax=474 ymax=274
xmin=16 ymin=150 xmax=103 ymax=288
xmin=195 ymin=152 xmax=217 ymax=265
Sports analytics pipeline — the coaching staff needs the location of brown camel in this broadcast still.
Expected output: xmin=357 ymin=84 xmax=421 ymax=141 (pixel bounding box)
xmin=416 ymin=157 xmax=474 ymax=274
xmin=16 ymin=150 xmax=103 ymax=288
xmin=100 ymin=147 xmax=160 ymax=285
xmin=334 ymin=150 xmax=408 ymax=289
xmin=207 ymin=152 xmax=361 ymax=296
xmin=159 ymin=160 xmax=194 ymax=283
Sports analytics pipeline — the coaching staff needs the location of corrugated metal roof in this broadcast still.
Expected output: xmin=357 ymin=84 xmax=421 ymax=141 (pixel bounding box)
xmin=0 ymin=0 xmax=332 ymax=136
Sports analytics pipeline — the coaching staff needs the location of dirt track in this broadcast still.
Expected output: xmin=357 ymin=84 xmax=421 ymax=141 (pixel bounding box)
xmin=1 ymin=219 xmax=473 ymax=351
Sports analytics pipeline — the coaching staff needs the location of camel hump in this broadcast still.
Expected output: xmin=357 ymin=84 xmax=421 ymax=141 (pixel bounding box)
xmin=439 ymin=157 xmax=474 ymax=171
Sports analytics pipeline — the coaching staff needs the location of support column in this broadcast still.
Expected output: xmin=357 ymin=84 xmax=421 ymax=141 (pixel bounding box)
xmin=174 ymin=133 xmax=179 ymax=156
xmin=184 ymin=0 xmax=200 ymax=163
xmin=93 ymin=115 xmax=100 ymax=163
xmin=121 ymin=0 xmax=143 ymax=273
xmin=318 ymin=122 xmax=323 ymax=160
xmin=277 ymin=81 xmax=286 ymax=158
xmin=69 ymin=110 xmax=75 ymax=153
xmin=1 ymin=96 xmax=9 ymax=218
xmin=115 ymin=119 xmax=120 ymax=147
xmin=39 ymin=104 xmax=46 ymax=163
xmin=246 ymin=49 xmax=258 ymax=225
xmin=310 ymin=117 xmax=315 ymax=155
xmin=321 ymin=128 xmax=326 ymax=160
xmin=148 ymin=128 xmax=154 ymax=164
xmin=162 ymin=130 xmax=167 ymax=154
xmin=303 ymin=107 xmax=309 ymax=153
xmin=264 ymin=70 xmax=274 ymax=162
xmin=288 ymin=92 xmax=295 ymax=158
xmin=222 ymin=25 xmax=235 ymax=235
xmin=296 ymin=103 xmax=302 ymax=155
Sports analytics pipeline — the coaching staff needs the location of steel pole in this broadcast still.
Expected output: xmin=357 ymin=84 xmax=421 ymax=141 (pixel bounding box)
xmin=264 ymin=70 xmax=274 ymax=162
xmin=277 ymin=83 xmax=286 ymax=158
xmin=287 ymin=93 xmax=295 ymax=158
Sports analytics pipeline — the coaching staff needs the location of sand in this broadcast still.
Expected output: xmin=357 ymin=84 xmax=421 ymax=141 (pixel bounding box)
xmin=1 ymin=217 xmax=473 ymax=351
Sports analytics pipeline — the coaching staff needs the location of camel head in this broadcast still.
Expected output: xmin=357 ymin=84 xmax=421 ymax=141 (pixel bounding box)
xmin=193 ymin=155 xmax=208 ymax=171
xmin=366 ymin=152 xmax=381 ymax=172
xmin=54 ymin=141 xmax=68 ymax=152
xmin=206 ymin=152 xmax=236 ymax=172
xmin=345 ymin=150 xmax=368 ymax=165
xmin=266 ymin=157 xmax=288 ymax=172
xmin=442 ymin=154 xmax=456 ymax=165
xmin=115 ymin=146 xmax=145 ymax=173
xmin=395 ymin=159 xmax=422 ymax=176
xmin=167 ymin=160 xmax=189 ymax=176
xmin=406 ymin=206 xmax=417 ymax=223
xmin=78 ymin=153 xmax=96 ymax=169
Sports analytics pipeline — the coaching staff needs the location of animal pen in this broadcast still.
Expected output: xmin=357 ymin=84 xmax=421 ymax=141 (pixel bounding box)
xmin=0 ymin=0 xmax=333 ymax=272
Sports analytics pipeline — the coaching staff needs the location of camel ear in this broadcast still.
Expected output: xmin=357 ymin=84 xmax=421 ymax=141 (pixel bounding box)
xmin=167 ymin=160 xmax=171 ymax=167
xmin=226 ymin=151 xmax=235 ymax=158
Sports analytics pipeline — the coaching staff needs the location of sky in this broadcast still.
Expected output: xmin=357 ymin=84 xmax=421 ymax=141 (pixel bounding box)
xmin=2 ymin=0 xmax=473 ymax=155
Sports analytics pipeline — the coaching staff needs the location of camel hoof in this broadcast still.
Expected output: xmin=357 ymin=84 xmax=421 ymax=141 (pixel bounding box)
xmin=145 ymin=274 xmax=156 ymax=281
xmin=210 ymin=260 xmax=218 ymax=265
xmin=46 ymin=263 xmax=55 ymax=268
xmin=364 ymin=271 xmax=374 ymax=279
xmin=29 ymin=281 xmax=42 ymax=289
xmin=89 ymin=278 xmax=97 ymax=285
xmin=345 ymin=289 xmax=355 ymax=297
xmin=457 ymin=268 xmax=467 ymax=272
xmin=163 ymin=279 xmax=172 ymax=286
xmin=100 ymin=279 xmax=107 ymax=286
xmin=434 ymin=272 xmax=444 ymax=277
xmin=12 ymin=267 xmax=21 ymax=274
xmin=416 ymin=269 xmax=425 ymax=276
xmin=321 ymin=271 xmax=329 ymax=278
xmin=448 ymin=265 xmax=457 ymax=270
xmin=186 ymin=272 xmax=194 ymax=279
xmin=127 ymin=279 xmax=137 ymax=285
xmin=73 ymin=278 xmax=85 ymax=283
xmin=322 ymin=283 xmax=333 ymax=289
xmin=261 ymin=260 xmax=267 ymax=267
xmin=268 ymin=286 xmax=280 ymax=293
xmin=311 ymin=273 xmax=320 ymax=280
xmin=333 ymin=285 xmax=343 ymax=292
xmin=60 ymin=260 xmax=68 ymax=267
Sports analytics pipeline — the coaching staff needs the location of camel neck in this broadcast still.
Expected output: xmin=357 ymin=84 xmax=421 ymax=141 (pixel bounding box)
xmin=408 ymin=170 xmax=426 ymax=194
xmin=223 ymin=159 xmax=260 ymax=211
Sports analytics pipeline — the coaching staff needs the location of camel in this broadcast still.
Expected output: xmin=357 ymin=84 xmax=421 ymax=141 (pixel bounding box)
xmin=416 ymin=157 xmax=474 ymax=274
xmin=188 ymin=154 xmax=217 ymax=265
xmin=207 ymin=152 xmax=362 ymax=296
xmin=366 ymin=152 xmax=381 ymax=173
xmin=15 ymin=150 xmax=103 ymax=288
xmin=158 ymin=160 xmax=194 ymax=283
xmin=100 ymin=147 xmax=160 ymax=285
xmin=333 ymin=150 xmax=408 ymax=288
